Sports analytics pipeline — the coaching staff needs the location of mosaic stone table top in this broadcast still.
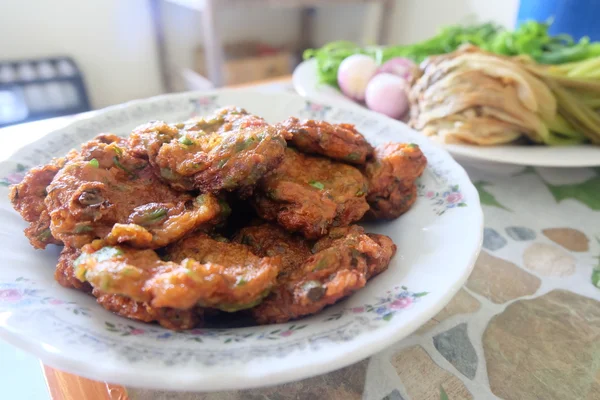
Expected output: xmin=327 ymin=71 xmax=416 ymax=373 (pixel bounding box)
xmin=2 ymin=80 xmax=598 ymax=400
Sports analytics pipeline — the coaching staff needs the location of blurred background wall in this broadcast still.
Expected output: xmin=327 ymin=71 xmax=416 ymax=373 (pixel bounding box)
xmin=0 ymin=0 xmax=519 ymax=108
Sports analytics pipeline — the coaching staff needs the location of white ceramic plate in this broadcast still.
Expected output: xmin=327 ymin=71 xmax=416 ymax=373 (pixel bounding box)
xmin=0 ymin=89 xmax=482 ymax=391
xmin=294 ymin=59 xmax=600 ymax=167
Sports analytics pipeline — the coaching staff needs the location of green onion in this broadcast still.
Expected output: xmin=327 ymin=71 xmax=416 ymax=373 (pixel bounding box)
xmin=179 ymin=136 xmax=194 ymax=146
xmin=121 ymin=267 xmax=138 ymax=276
xmin=593 ymin=269 xmax=600 ymax=288
xmin=160 ymin=167 xmax=177 ymax=180
xmin=185 ymin=269 xmax=202 ymax=282
xmin=137 ymin=208 xmax=168 ymax=226
xmin=93 ymin=246 xmax=124 ymax=262
xmin=235 ymin=137 xmax=256 ymax=152
xmin=113 ymin=157 xmax=130 ymax=174
xmin=218 ymin=199 xmax=231 ymax=216
xmin=313 ymin=258 xmax=328 ymax=271
xmin=195 ymin=194 xmax=207 ymax=205
xmin=345 ymin=152 xmax=360 ymax=161
xmin=89 ymin=158 xmax=99 ymax=168
xmin=37 ymin=228 xmax=52 ymax=242
xmin=240 ymin=235 xmax=252 ymax=245
xmin=74 ymin=224 xmax=93 ymax=234
xmin=100 ymin=276 xmax=111 ymax=291
xmin=309 ymin=181 xmax=325 ymax=190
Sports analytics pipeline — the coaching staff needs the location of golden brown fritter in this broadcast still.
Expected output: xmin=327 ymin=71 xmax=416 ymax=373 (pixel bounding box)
xmin=311 ymin=225 xmax=397 ymax=279
xmin=9 ymin=134 xmax=131 ymax=249
xmin=9 ymin=160 xmax=65 ymax=249
xmin=128 ymin=107 xmax=287 ymax=194
xmin=252 ymin=148 xmax=370 ymax=239
xmin=364 ymin=143 xmax=427 ymax=220
xmin=55 ymin=246 xmax=202 ymax=329
xmin=276 ymin=117 xmax=373 ymax=164
xmin=232 ymin=222 xmax=312 ymax=276
xmin=165 ymin=234 xmax=280 ymax=311
xmin=73 ymin=235 xmax=280 ymax=312
xmin=44 ymin=135 xmax=226 ymax=249
xmin=252 ymin=225 xmax=396 ymax=324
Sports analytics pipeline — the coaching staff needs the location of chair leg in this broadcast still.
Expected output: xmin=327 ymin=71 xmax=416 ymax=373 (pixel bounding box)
xmin=149 ymin=0 xmax=172 ymax=92
xmin=202 ymin=0 xmax=225 ymax=87
xmin=378 ymin=0 xmax=395 ymax=45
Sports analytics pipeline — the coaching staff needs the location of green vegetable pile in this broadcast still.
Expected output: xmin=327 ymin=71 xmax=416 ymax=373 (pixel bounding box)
xmin=526 ymin=57 xmax=600 ymax=144
xmin=304 ymin=20 xmax=600 ymax=87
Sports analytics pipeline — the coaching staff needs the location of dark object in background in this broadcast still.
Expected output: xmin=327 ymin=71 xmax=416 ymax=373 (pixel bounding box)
xmin=0 ymin=57 xmax=91 ymax=128
xmin=517 ymin=0 xmax=600 ymax=41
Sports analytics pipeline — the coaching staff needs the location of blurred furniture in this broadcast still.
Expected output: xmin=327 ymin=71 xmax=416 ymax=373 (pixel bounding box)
xmin=149 ymin=0 xmax=395 ymax=89
xmin=195 ymin=42 xmax=293 ymax=86
xmin=0 ymin=57 xmax=90 ymax=128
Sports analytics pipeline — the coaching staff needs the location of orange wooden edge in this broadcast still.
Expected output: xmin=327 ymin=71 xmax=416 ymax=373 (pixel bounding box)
xmin=42 ymin=364 xmax=128 ymax=400
xmin=39 ymin=75 xmax=293 ymax=399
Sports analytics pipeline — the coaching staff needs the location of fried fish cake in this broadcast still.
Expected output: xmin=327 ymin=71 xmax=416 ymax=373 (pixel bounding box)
xmin=128 ymin=107 xmax=287 ymax=194
xmin=276 ymin=117 xmax=373 ymax=164
xmin=44 ymin=135 xmax=226 ymax=249
xmin=311 ymin=225 xmax=397 ymax=279
xmin=55 ymin=246 xmax=202 ymax=329
xmin=8 ymin=134 xmax=125 ymax=249
xmin=364 ymin=143 xmax=427 ymax=220
xmin=74 ymin=235 xmax=280 ymax=312
xmin=9 ymin=160 xmax=65 ymax=249
xmin=232 ymin=222 xmax=312 ymax=276
xmin=252 ymin=225 xmax=396 ymax=324
xmin=165 ymin=234 xmax=280 ymax=311
xmin=252 ymin=148 xmax=370 ymax=239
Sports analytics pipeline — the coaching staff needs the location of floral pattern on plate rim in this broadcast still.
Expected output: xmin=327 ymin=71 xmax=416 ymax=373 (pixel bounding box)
xmin=0 ymin=277 xmax=427 ymax=345
xmin=418 ymin=183 xmax=467 ymax=215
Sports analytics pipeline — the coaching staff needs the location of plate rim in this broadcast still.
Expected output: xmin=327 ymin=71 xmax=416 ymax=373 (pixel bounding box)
xmin=0 ymin=88 xmax=484 ymax=391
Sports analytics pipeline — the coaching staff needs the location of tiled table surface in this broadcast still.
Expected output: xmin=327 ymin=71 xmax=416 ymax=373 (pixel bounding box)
xmin=1 ymin=80 xmax=599 ymax=400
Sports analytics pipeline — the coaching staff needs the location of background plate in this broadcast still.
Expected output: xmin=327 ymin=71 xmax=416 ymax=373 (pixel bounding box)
xmin=293 ymin=59 xmax=600 ymax=167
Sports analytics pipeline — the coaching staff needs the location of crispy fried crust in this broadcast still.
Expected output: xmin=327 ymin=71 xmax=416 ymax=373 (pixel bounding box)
xmin=253 ymin=148 xmax=370 ymax=239
xmin=311 ymin=225 xmax=397 ymax=279
xmin=55 ymin=246 xmax=92 ymax=292
xmin=252 ymin=225 xmax=396 ymax=324
xmin=128 ymin=107 xmax=286 ymax=194
xmin=364 ymin=143 xmax=427 ymax=220
xmin=73 ymin=234 xmax=280 ymax=312
xmin=276 ymin=117 xmax=373 ymax=164
xmin=55 ymin=246 xmax=202 ymax=329
xmin=232 ymin=222 xmax=312 ymax=276
xmin=93 ymin=290 xmax=203 ymax=330
xmin=44 ymin=135 xmax=226 ymax=249
xmin=9 ymin=160 xmax=66 ymax=248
